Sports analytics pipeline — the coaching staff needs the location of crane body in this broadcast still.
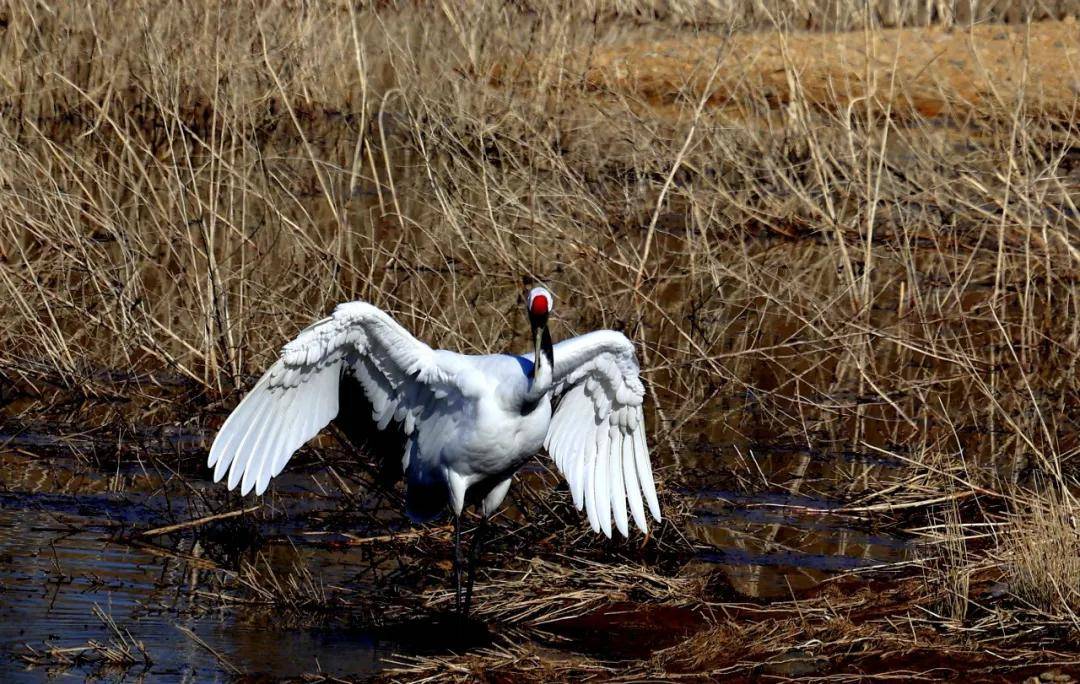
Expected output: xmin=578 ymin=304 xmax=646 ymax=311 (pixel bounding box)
xmin=207 ymin=287 xmax=660 ymax=615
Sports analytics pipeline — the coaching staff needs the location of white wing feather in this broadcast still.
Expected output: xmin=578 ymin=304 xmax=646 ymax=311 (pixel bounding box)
xmin=207 ymin=302 xmax=464 ymax=496
xmin=545 ymin=330 xmax=661 ymax=538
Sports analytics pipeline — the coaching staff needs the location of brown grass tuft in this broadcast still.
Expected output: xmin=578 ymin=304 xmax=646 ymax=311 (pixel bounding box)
xmin=1003 ymin=489 xmax=1080 ymax=623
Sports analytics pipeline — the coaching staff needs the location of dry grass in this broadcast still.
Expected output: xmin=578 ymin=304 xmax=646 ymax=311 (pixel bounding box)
xmin=542 ymin=18 xmax=1080 ymax=120
xmin=20 ymin=603 xmax=152 ymax=674
xmin=234 ymin=551 xmax=333 ymax=611
xmin=383 ymin=574 xmax=1079 ymax=682
xmin=2 ymin=0 xmax=1080 ymax=678
xmin=417 ymin=555 xmax=703 ymax=624
xmin=1003 ymin=488 xmax=1080 ymax=622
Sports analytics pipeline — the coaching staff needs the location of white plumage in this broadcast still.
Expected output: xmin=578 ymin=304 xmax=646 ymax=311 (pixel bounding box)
xmin=207 ymin=289 xmax=661 ymax=543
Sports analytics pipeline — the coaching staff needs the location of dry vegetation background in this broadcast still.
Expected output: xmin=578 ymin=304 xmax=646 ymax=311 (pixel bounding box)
xmin=1 ymin=0 xmax=1080 ymax=679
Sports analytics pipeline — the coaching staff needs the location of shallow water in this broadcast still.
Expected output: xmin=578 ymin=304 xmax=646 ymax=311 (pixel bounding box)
xmin=0 ymin=511 xmax=390 ymax=681
xmin=0 ymin=423 xmax=916 ymax=681
xmin=690 ymin=503 xmax=909 ymax=597
xmin=0 ymin=449 xmax=399 ymax=681
xmin=687 ymin=463 xmax=911 ymax=597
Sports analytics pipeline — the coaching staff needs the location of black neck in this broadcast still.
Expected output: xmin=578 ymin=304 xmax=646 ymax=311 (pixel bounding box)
xmin=521 ymin=322 xmax=554 ymax=413
xmin=532 ymin=324 xmax=553 ymax=378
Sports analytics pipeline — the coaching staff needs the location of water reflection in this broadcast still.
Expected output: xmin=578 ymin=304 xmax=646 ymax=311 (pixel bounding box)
xmin=0 ymin=451 xmax=391 ymax=680
xmin=0 ymin=432 xmax=915 ymax=678
xmin=686 ymin=443 xmax=912 ymax=598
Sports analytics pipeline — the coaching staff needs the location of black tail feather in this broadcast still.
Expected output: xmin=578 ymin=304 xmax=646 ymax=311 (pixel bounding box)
xmin=333 ymin=372 xmax=406 ymax=489
xmin=334 ymin=370 xmax=450 ymax=522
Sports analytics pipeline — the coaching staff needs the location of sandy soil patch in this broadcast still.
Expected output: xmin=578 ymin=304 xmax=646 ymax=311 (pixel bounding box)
xmin=575 ymin=19 xmax=1080 ymax=119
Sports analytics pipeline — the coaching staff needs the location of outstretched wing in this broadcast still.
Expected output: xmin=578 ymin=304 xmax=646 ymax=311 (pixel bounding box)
xmin=544 ymin=330 xmax=661 ymax=538
xmin=207 ymin=301 xmax=467 ymax=497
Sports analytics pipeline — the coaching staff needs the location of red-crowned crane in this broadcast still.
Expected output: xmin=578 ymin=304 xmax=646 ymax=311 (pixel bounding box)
xmin=207 ymin=287 xmax=661 ymax=615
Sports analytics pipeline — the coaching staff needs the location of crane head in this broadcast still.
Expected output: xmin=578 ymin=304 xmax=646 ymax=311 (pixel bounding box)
xmin=526 ymin=286 xmax=553 ymax=325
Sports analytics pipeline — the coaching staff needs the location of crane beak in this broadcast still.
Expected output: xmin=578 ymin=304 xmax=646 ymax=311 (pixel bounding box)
xmin=534 ymin=315 xmax=553 ymax=365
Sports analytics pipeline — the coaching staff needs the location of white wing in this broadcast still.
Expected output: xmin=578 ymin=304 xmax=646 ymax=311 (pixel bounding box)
xmin=207 ymin=301 xmax=469 ymax=497
xmin=544 ymin=330 xmax=661 ymax=538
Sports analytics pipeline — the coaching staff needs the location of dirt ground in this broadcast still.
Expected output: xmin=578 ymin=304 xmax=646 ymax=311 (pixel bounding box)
xmin=515 ymin=18 xmax=1080 ymax=120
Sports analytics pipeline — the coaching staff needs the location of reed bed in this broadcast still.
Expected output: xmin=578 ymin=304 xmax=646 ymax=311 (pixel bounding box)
xmin=2 ymin=0 xmax=1079 ymax=679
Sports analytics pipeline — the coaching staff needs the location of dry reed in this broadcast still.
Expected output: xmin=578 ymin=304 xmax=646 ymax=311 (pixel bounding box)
xmin=2 ymin=0 xmax=1079 ymax=678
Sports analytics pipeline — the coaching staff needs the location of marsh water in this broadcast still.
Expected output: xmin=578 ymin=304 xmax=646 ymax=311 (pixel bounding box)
xmin=0 ymin=440 xmax=395 ymax=681
xmin=0 ymin=411 xmax=914 ymax=680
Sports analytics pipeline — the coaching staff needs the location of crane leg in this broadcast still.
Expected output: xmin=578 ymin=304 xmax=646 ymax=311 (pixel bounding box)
xmin=453 ymin=514 xmax=464 ymax=614
xmin=463 ymin=516 xmax=488 ymax=618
